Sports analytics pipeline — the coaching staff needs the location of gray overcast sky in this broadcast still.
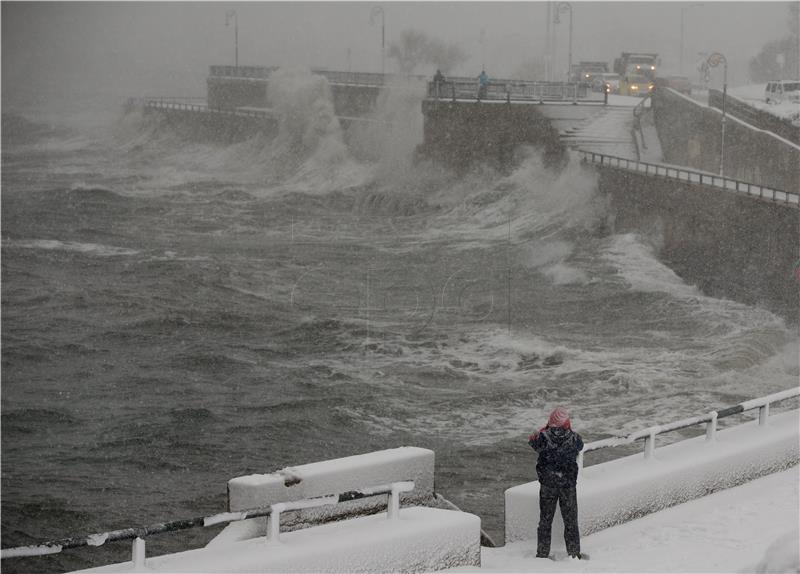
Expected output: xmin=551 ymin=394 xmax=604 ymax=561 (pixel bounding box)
xmin=1 ymin=1 xmax=794 ymax=109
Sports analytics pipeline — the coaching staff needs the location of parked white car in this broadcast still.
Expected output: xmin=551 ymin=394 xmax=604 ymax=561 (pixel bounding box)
xmin=764 ymin=80 xmax=800 ymax=104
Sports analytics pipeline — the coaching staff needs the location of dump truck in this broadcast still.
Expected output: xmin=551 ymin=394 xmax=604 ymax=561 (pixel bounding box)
xmin=614 ymin=52 xmax=658 ymax=96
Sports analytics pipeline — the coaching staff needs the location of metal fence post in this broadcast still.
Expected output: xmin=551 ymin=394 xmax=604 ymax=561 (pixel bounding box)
xmin=644 ymin=429 xmax=656 ymax=459
xmin=705 ymin=411 xmax=718 ymax=441
xmin=758 ymin=403 xmax=770 ymax=426
xmin=267 ymin=506 xmax=282 ymax=543
xmin=132 ymin=537 xmax=145 ymax=570
xmin=387 ymin=484 xmax=401 ymax=520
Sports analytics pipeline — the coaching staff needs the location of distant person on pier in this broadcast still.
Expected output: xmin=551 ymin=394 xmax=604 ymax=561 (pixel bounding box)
xmin=528 ymin=406 xmax=584 ymax=560
xmin=433 ymin=69 xmax=445 ymax=97
xmin=478 ymin=70 xmax=489 ymax=99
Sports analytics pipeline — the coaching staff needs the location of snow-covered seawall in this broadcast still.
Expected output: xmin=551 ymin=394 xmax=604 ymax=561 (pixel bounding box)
xmin=74 ymin=507 xmax=481 ymax=573
xmin=211 ymin=447 xmax=435 ymax=546
xmin=505 ymin=410 xmax=799 ymax=545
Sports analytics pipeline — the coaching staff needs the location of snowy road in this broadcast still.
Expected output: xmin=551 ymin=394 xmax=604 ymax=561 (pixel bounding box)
xmin=455 ymin=465 xmax=799 ymax=573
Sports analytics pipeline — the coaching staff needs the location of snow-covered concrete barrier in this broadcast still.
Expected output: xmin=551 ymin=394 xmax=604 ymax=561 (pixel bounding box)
xmin=506 ymin=409 xmax=799 ymax=545
xmin=73 ymin=506 xmax=481 ymax=573
xmin=210 ymin=447 xmax=436 ymax=546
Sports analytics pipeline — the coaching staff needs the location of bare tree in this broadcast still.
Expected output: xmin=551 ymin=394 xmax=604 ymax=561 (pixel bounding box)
xmin=388 ymin=29 xmax=467 ymax=75
xmin=749 ymin=3 xmax=799 ymax=82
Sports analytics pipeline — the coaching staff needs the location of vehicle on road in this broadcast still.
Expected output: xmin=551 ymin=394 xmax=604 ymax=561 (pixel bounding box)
xmin=593 ymin=73 xmax=620 ymax=93
xmin=765 ymin=80 xmax=800 ymax=104
xmin=619 ymin=74 xmax=653 ymax=97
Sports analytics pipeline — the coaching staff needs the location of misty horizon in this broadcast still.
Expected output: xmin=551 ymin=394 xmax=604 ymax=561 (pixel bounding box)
xmin=2 ymin=1 xmax=796 ymax=113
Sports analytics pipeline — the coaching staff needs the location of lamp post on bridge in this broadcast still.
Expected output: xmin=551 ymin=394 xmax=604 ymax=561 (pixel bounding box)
xmin=554 ymin=2 xmax=573 ymax=82
xmin=680 ymin=3 xmax=704 ymax=76
xmin=707 ymin=51 xmax=727 ymax=176
xmin=370 ymin=6 xmax=385 ymax=78
xmin=225 ymin=10 xmax=238 ymax=69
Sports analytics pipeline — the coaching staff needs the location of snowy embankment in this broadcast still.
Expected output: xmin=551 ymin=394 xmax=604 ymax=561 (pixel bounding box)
xmin=728 ymin=83 xmax=800 ymax=126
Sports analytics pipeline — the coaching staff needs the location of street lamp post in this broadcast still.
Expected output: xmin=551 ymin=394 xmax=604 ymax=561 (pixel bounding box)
xmin=680 ymin=3 xmax=703 ymax=76
xmin=225 ymin=10 xmax=238 ymax=69
xmin=707 ymin=52 xmax=728 ymax=175
xmin=554 ymin=2 xmax=573 ymax=82
xmin=370 ymin=6 xmax=385 ymax=77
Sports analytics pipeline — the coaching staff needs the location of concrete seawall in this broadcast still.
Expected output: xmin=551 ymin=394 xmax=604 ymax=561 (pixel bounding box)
xmin=653 ymin=88 xmax=800 ymax=193
xmin=142 ymin=106 xmax=278 ymax=143
xmin=597 ymin=166 xmax=799 ymax=322
xmin=207 ymin=76 xmax=382 ymax=118
xmin=418 ymin=100 xmax=564 ymax=171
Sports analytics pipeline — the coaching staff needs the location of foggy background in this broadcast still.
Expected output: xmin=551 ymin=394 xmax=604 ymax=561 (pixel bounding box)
xmin=2 ymin=1 xmax=794 ymax=114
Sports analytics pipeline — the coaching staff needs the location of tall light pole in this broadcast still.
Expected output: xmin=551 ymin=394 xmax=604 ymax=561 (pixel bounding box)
xmin=225 ymin=10 xmax=238 ymax=69
xmin=554 ymin=2 xmax=573 ymax=81
xmin=707 ymin=52 xmax=727 ymax=175
xmin=544 ymin=2 xmax=552 ymax=81
xmin=479 ymin=28 xmax=486 ymax=71
xmin=370 ymin=6 xmax=385 ymax=77
xmin=680 ymin=3 xmax=703 ymax=76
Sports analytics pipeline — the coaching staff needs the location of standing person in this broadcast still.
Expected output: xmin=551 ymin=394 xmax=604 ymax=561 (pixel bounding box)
xmin=433 ymin=69 xmax=445 ymax=97
xmin=478 ymin=69 xmax=489 ymax=99
xmin=528 ymin=406 xmax=584 ymax=559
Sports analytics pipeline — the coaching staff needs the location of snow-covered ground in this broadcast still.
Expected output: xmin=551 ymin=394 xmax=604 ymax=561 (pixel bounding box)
xmin=453 ymin=465 xmax=799 ymax=573
xmin=728 ymin=83 xmax=800 ymax=126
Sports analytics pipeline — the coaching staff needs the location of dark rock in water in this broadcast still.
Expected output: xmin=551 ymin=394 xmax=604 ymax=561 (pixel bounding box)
xmin=517 ymin=354 xmax=541 ymax=370
xmin=543 ymin=353 xmax=564 ymax=366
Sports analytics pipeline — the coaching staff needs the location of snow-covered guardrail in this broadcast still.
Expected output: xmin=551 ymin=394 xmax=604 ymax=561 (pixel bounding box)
xmin=0 ymin=481 xmax=414 ymax=569
xmin=579 ymin=149 xmax=800 ymax=207
xmin=427 ymin=80 xmax=588 ymax=103
xmin=579 ymin=387 xmax=800 ymax=469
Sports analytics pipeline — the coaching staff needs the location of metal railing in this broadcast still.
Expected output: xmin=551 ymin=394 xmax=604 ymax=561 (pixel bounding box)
xmin=209 ymin=65 xmax=279 ymax=79
xmin=1 ymin=481 xmax=414 ymax=568
xmin=129 ymin=97 xmax=276 ymax=120
xmin=313 ymin=70 xmax=390 ymax=87
xmin=631 ymin=93 xmax=652 ymax=159
xmin=579 ymin=150 xmax=800 ymax=207
xmin=427 ymin=79 xmax=588 ymax=102
xmin=578 ymin=387 xmax=799 ymax=470
xmin=208 ymin=66 xmax=429 ymax=88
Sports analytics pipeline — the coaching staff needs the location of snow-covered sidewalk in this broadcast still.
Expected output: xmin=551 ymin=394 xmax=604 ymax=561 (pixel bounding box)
xmin=453 ymin=465 xmax=799 ymax=573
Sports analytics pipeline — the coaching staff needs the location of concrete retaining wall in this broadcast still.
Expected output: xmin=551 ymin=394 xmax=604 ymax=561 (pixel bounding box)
xmin=597 ymin=167 xmax=799 ymax=322
xmin=142 ymin=106 xmax=277 ymax=143
xmin=207 ymin=77 xmax=268 ymax=110
xmin=653 ymin=88 xmax=800 ymax=193
xmin=206 ymin=76 xmax=383 ymax=118
xmin=418 ymin=100 xmax=564 ymax=171
xmin=506 ymin=410 xmax=799 ymax=546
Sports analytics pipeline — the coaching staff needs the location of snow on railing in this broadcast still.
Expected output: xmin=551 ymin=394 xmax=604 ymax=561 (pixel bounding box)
xmin=427 ymin=79 xmax=588 ymax=103
xmin=0 ymin=481 xmax=414 ymax=568
xmin=578 ymin=387 xmax=800 ymax=470
xmin=579 ymin=149 xmax=800 ymax=207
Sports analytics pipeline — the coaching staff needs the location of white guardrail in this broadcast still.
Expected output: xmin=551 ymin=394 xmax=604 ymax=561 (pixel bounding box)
xmin=0 ymin=481 xmax=415 ymax=569
xmin=579 ymin=150 xmax=800 ymax=207
xmin=427 ymin=79 xmax=588 ymax=102
xmin=578 ymin=387 xmax=800 ymax=470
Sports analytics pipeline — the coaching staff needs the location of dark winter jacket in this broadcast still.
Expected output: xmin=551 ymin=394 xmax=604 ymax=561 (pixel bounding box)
xmin=529 ymin=426 xmax=584 ymax=488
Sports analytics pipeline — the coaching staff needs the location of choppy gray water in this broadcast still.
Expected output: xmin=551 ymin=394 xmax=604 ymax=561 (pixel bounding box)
xmin=2 ymin=76 xmax=797 ymax=573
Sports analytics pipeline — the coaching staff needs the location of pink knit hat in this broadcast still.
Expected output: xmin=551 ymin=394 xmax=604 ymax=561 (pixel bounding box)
xmin=548 ymin=407 xmax=571 ymax=429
